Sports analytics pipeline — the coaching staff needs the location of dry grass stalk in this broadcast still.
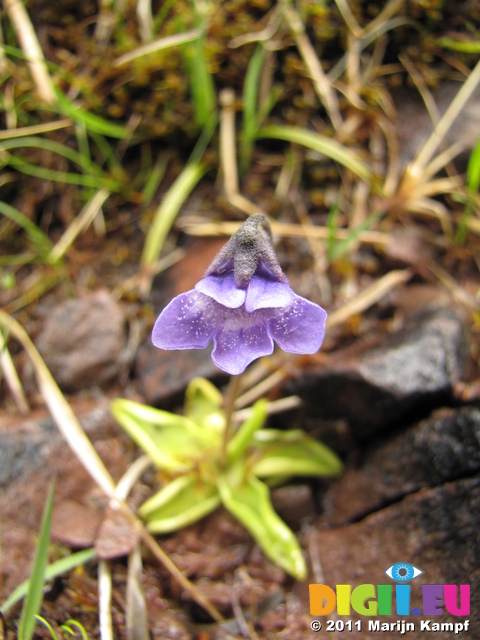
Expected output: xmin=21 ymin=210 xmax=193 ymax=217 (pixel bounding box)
xmin=327 ymin=269 xmax=411 ymax=328
xmin=136 ymin=0 xmax=153 ymax=42
xmin=411 ymin=57 xmax=480 ymax=172
xmin=114 ymin=28 xmax=202 ymax=66
xmin=219 ymin=89 xmax=262 ymax=216
xmin=235 ymin=368 xmax=288 ymax=409
xmin=0 ymin=329 xmax=29 ymax=413
xmin=0 ymin=119 xmax=73 ymax=140
xmin=48 ymin=189 xmax=110 ymax=263
xmin=282 ymin=1 xmax=342 ymax=130
xmin=233 ymin=396 xmax=302 ymax=423
xmin=3 ymin=0 xmax=56 ymax=104
xmin=180 ymin=218 xmax=390 ymax=247
xmin=98 ymin=560 xmax=114 ymax=640
xmin=290 ymin=192 xmax=332 ymax=303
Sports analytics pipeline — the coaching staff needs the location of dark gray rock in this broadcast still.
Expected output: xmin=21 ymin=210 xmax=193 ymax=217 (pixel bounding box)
xmin=322 ymin=406 xmax=480 ymax=525
xmin=0 ymin=425 xmax=47 ymax=487
xmin=35 ymin=289 xmax=129 ymax=391
xmin=284 ymin=307 xmax=468 ymax=439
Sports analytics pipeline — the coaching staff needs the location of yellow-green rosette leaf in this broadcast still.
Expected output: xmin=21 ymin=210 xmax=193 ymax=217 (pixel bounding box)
xmin=227 ymin=399 xmax=268 ymax=463
xmin=184 ymin=377 xmax=225 ymax=433
xmin=111 ymin=399 xmax=207 ymax=472
xmin=217 ymin=473 xmax=307 ymax=580
xmin=139 ymin=474 xmax=220 ymax=533
xmin=252 ymin=429 xmax=343 ymax=479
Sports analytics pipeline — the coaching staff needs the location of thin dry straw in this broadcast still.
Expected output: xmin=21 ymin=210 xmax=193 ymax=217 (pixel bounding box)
xmin=3 ymin=0 xmax=55 ymax=104
xmin=114 ymin=28 xmax=202 ymax=66
xmin=412 ymin=57 xmax=480 ymax=171
xmin=219 ymin=88 xmax=262 ymax=216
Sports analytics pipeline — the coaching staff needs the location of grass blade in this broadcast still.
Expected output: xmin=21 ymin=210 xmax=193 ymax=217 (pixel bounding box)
xmin=34 ymin=616 xmax=59 ymax=639
xmin=61 ymin=620 xmax=89 ymax=640
xmin=0 ymin=201 xmax=53 ymax=259
xmin=1 ymin=549 xmax=96 ymax=614
xmin=413 ymin=57 xmax=480 ymax=170
xmin=5 ymin=156 xmax=117 ymax=190
xmin=327 ymin=210 xmax=382 ymax=263
xmin=17 ymin=482 xmax=55 ymax=640
xmin=257 ymin=125 xmax=372 ymax=182
xmin=240 ymin=44 xmax=266 ymax=174
xmin=455 ymin=137 xmax=480 ymax=243
xmin=437 ymin=36 xmax=480 ymax=54
xmin=0 ymin=136 xmax=104 ymax=176
xmin=54 ymin=88 xmax=129 ymax=139
xmin=140 ymin=161 xmax=207 ymax=274
xmin=141 ymin=154 xmax=169 ymax=205
xmin=184 ymin=35 xmax=216 ymax=128
xmin=139 ymin=112 xmax=216 ymax=278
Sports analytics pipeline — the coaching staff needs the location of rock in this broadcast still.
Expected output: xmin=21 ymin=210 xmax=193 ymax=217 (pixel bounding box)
xmin=308 ymin=477 xmax=480 ymax=639
xmin=95 ymin=507 xmax=139 ymax=560
xmin=51 ymin=500 xmax=103 ymax=548
xmin=148 ymin=609 xmax=191 ymax=640
xmin=0 ymin=400 xmax=131 ymax=599
xmin=322 ymin=406 xmax=480 ymax=525
xmin=35 ymin=290 xmax=129 ymax=391
xmin=134 ymin=342 xmax=225 ymax=408
xmin=271 ymin=484 xmax=316 ymax=530
xmin=0 ymin=419 xmax=48 ymax=487
xmin=284 ymin=307 xmax=468 ymax=439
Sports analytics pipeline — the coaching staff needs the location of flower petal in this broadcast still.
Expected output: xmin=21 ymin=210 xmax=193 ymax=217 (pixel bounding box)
xmin=267 ymin=294 xmax=327 ymax=354
xmin=195 ymin=272 xmax=245 ymax=308
xmin=152 ymin=290 xmax=219 ymax=349
xmin=245 ymin=273 xmax=293 ymax=312
xmin=212 ymin=310 xmax=274 ymax=375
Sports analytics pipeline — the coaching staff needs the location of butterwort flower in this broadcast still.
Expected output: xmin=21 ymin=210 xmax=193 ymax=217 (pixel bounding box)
xmin=152 ymin=214 xmax=327 ymax=375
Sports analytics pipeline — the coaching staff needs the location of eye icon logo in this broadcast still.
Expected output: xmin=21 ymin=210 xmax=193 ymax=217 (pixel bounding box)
xmin=385 ymin=563 xmax=424 ymax=583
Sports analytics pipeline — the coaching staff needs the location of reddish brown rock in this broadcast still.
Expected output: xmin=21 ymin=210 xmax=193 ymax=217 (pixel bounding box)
xmin=35 ymin=290 xmax=129 ymax=391
xmin=134 ymin=342 xmax=225 ymax=408
xmin=0 ymin=400 xmax=131 ymax=599
xmin=51 ymin=500 xmax=103 ymax=548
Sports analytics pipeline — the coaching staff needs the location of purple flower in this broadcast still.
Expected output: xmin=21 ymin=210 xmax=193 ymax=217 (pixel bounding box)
xmin=152 ymin=214 xmax=327 ymax=375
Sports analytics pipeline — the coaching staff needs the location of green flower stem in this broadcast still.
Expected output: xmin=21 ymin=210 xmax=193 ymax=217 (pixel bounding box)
xmin=221 ymin=374 xmax=242 ymax=467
